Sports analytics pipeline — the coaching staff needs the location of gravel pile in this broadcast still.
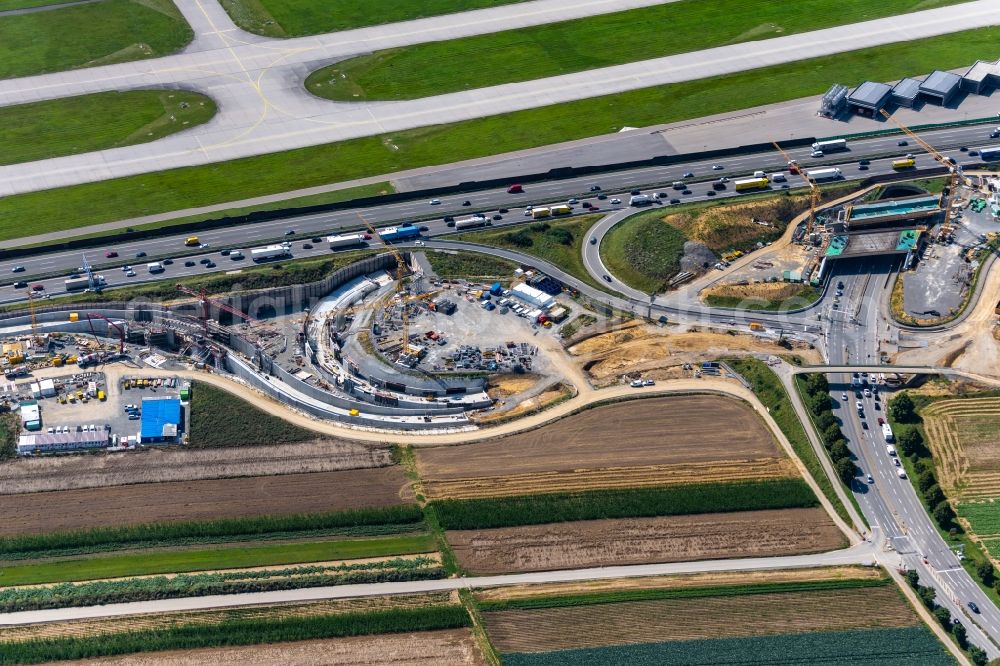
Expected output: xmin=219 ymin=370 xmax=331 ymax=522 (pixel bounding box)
xmin=679 ymin=241 xmax=718 ymax=274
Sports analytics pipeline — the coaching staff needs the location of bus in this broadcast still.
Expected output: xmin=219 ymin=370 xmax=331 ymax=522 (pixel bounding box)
xmin=734 ymin=177 xmax=769 ymax=192
xmin=811 ymin=139 xmax=848 ymax=153
xmin=892 ymin=158 xmax=915 ymax=170
xmin=978 ymin=145 xmax=1000 ymax=162
xmin=531 ymin=207 xmax=551 ymax=219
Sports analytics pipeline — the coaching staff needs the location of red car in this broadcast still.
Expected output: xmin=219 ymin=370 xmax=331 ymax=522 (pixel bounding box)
xmin=506 ymin=184 xmax=523 ymax=194
xmin=31 ymin=284 xmax=44 ymax=291
xmin=105 ymin=250 xmax=118 ymax=258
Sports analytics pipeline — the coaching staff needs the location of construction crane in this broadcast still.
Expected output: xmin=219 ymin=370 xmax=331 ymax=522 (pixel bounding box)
xmin=353 ymin=213 xmax=416 ymax=355
xmin=85 ymin=312 xmax=125 ymax=354
xmin=26 ymin=290 xmax=40 ymax=346
xmin=175 ymin=284 xmax=257 ymax=334
xmin=773 ymin=140 xmax=821 ymax=236
xmin=880 ymin=109 xmax=963 ymax=203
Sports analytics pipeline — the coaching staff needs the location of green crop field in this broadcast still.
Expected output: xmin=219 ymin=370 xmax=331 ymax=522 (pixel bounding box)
xmin=453 ymin=215 xmax=602 ymax=289
xmin=600 ymin=209 xmax=687 ymax=293
xmin=189 ymin=381 xmax=318 ymax=447
xmin=431 ymin=478 xmax=817 ymax=530
xmin=2 ymin=26 xmax=997 ymax=241
xmin=0 ymin=0 xmax=192 ymax=79
xmin=958 ymin=499 xmax=1000 ymax=538
xmin=728 ymin=358 xmax=852 ymax=525
xmin=306 ymin=0 xmax=963 ymax=101
xmin=499 ymin=627 xmax=954 ymax=666
xmin=0 ymin=605 xmax=470 ymax=664
xmin=0 ymin=533 xmax=436 ymax=586
xmin=0 ymin=90 xmax=215 ymax=166
xmin=219 ymin=0 xmax=528 ymax=37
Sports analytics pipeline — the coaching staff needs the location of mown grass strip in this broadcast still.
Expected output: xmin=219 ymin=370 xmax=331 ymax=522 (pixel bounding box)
xmin=0 ymin=0 xmax=192 ymax=79
xmin=307 ymin=0 xmax=964 ymax=101
xmin=478 ymin=577 xmax=890 ymax=612
xmin=727 ymin=358 xmax=853 ymax=526
xmin=499 ymin=626 xmax=953 ymax=666
xmin=430 ymin=479 xmax=817 ymax=530
xmin=703 ymin=285 xmax=821 ymax=312
xmin=0 ymin=505 xmax=425 ymax=557
xmin=0 ymin=605 xmax=470 ymax=664
xmin=0 ymin=533 xmax=437 ymax=586
xmin=0 ymin=90 xmax=216 ymax=166
xmin=3 ymin=26 xmax=997 ymax=241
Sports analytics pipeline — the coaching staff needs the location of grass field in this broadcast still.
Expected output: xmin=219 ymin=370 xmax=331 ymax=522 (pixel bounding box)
xmin=189 ymin=381 xmax=318 ymax=447
xmin=218 ymin=0 xmax=527 ymax=37
xmin=453 ymin=215 xmax=602 ymax=289
xmin=703 ymin=283 xmax=821 ymax=311
xmin=499 ymin=627 xmax=953 ymax=666
xmin=306 ymin=0 xmax=961 ymax=101
xmin=600 ymin=209 xmax=688 ymax=293
xmin=727 ymin=358 xmax=852 ymax=525
xmin=424 ymin=249 xmax=519 ymax=280
xmin=1 ymin=90 xmax=215 ymax=166
xmin=5 ymin=26 xmax=997 ymax=240
xmin=0 ymin=533 xmax=436 ymax=586
xmin=431 ymin=478 xmax=817 ymax=530
xmin=0 ymin=0 xmax=192 ymax=79
xmin=0 ymin=0 xmax=70 ymax=9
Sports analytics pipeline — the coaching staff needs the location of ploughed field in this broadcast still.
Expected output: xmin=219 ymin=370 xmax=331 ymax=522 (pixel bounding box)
xmin=447 ymin=508 xmax=844 ymax=574
xmin=0 ymin=468 xmax=411 ymax=536
xmin=922 ymin=397 xmax=1000 ymax=498
xmin=416 ymin=395 xmax=788 ymax=500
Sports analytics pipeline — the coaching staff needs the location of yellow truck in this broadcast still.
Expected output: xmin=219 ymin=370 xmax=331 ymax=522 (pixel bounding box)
xmin=892 ymin=158 xmax=915 ymax=170
xmin=185 ymin=236 xmax=201 ymax=246
xmin=531 ymin=207 xmax=551 ymax=219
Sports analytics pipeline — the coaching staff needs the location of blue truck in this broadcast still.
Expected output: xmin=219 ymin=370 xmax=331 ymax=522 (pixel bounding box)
xmin=378 ymin=224 xmax=420 ymax=243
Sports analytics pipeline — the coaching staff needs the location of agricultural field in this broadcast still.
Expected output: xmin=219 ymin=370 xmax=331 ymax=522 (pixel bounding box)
xmin=0 ymin=91 xmax=216 ymax=166
xmin=601 ymin=196 xmax=809 ymax=293
xmin=447 ymin=508 xmax=844 ymax=574
xmin=0 ymin=438 xmax=392 ymax=494
xmin=424 ymin=250 xmax=519 ymax=281
xmin=189 ymin=380 xmax=318 ymax=447
xmin=921 ymin=397 xmax=1000 ymax=498
xmin=479 ymin=575 xmax=953 ymax=665
xmin=416 ymin=395 xmax=785 ymax=500
xmin=452 ymin=216 xmax=603 ymax=289
xmin=306 ymin=0 xmax=968 ymax=101
xmin=0 ymin=0 xmax=192 ymax=79
xmin=0 ymin=467 xmax=412 ymax=536
xmin=702 ymin=282 xmax=820 ymax=311
xmin=59 ymin=630 xmax=486 ymax=665
xmin=219 ymin=0 xmax=527 ymax=36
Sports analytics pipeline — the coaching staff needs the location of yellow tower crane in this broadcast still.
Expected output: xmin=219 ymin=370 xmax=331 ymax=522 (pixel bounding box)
xmin=773 ymin=140 xmax=821 ymax=236
xmin=26 ymin=290 xmax=40 ymax=347
xmin=880 ymin=109 xmax=963 ymax=206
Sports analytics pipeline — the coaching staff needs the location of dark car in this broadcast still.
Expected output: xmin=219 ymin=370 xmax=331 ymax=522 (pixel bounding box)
xmin=446 ymin=220 xmax=456 ymax=227
xmin=498 ymin=208 xmax=509 ymax=214
xmin=630 ymin=189 xmax=641 ymax=196
xmin=162 ymin=258 xmax=173 ymax=265
xmin=285 ymin=229 xmax=295 ymax=236
xmin=419 ymin=225 xmax=430 ymax=231
xmin=11 ymin=266 xmax=24 ymax=272
xmin=443 ymin=215 xmax=454 ymax=222
xmin=135 ymin=251 xmax=147 ymax=258
xmin=31 ymin=284 xmax=44 ymax=291
xmin=184 ymin=260 xmax=196 ymax=267
xmin=859 ymin=165 xmax=869 ymax=171
xmin=199 ymin=258 xmax=211 ymax=264
xmin=960 ymin=146 xmax=969 ymax=152
xmin=311 ymin=237 xmax=322 ymax=243
xmin=582 ymin=201 xmax=593 ymax=208
xmin=969 ymin=602 xmax=980 ymax=614
xmin=991 ymin=132 xmax=1000 ymax=139
xmin=302 ymin=243 xmax=313 ymax=249
xmin=670 ymin=198 xmax=680 ymax=204
xmin=492 ymin=214 xmax=502 ymax=221
xmin=712 ymin=182 xmax=726 ymax=190
xmin=12 ymin=281 xmax=27 ymax=289
xmin=205 ymin=261 xmax=216 ymax=268
xmin=683 ymin=172 xmax=694 ymax=178
xmin=897 ymin=140 xmax=908 ymax=146
xmin=682 ymin=189 xmax=692 ymax=195
xmin=707 ymin=190 xmax=717 ymax=196
xmin=859 ymin=159 xmax=870 ymax=165
xmin=590 ymin=237 xmax=597 ymax=245
xmin=597 ymin=193 xmax=607 ymax=200
xmin=462 ymin=200 xmax=471 ymax=206
xmin=602 ymin=274 xmax=612 ymax=283
xmin=220 ymin=249 xmax=231 ymax=256
xmin=970 ymin=150 xmax=980 ymax=157
xmin=589 ymin=185 xmax=601 ymax=192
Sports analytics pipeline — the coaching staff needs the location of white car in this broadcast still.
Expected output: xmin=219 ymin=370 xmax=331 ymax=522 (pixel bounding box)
xmin=523 ymin=209 xmax=533 ymax=216
xmin=121 ymin=265 xmax=132 ymax=272
xmin=712 ymin=164 xmax=724 ymax=170
xmin=429 ymin=199 xmax=441 ymax=205
xmin=125 ymin=270 xmax=137 ymax=277
xmin=610 ymin=198 xmax=622 ymax=204
xmin=567 ymin=198 xmax=578 ymax=204
xmin=897 ymin=469 xmax=907 ymax=479
xmin=630 ymin=379 xmax=644 ymax=388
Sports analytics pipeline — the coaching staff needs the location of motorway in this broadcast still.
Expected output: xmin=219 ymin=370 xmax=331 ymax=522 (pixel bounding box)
xmin=0 ymin=544 xmax=875 ymax=626
xmin=3 ymin=122 xmax=995 ymax=305
xmin=0 ymin=0 xmax=996 ymax=195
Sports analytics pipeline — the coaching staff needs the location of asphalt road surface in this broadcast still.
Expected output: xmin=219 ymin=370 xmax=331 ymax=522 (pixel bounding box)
xmin=0 ymin=0 xmax=995 ymax=195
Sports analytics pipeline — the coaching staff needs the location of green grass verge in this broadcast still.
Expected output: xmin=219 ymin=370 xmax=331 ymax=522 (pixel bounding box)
xmin=0 ymin=505 xmax=425 ymax=558
xmin=0 ymin=605 xmax=470 ymax=664
xmin=189 ymin=380 xmax=318 ymax=447
xmin=0 ymin=412 xmax=16 ymax=460
xmin=0 ymin=0 xmax=192 ymax=79
xmin=453 ymin=215 xmax=603 ymax=289
xmin=0 ymin=533 xmax=437 ymax=586
xmin=600 ymin=208 xmax=687 ymax=293
xmin=0 ymin=90 xmax=215 ymax=166
xmin=4 ymin=26 xmax=997 ymax=241
xmin=703 ymin=285 xmax=821 ymax=311
xmin=423 ymin=249 xmax=519 ymax=280
xmin=499 ymin=627 xmax=953 ymax=666
xmin=306 ymin=0 xmax=962 ymax=101
xmin=0 ymin=0 xmax=73 ymax=11
xmin=219 ymin=0 xmax=527 ymax=37
xmin=431 ymin=478 xmax=817 ymax=530
xmin=726 ymin=358 xmax=853 ymax=526
xmin=479 ymin=576 xmax=889 ymax=612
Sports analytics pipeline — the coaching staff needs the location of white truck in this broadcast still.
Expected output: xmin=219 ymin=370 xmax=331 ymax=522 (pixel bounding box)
xmin=251 ymin=245 xmax=292 ymax=262
xmin=64 ymin=275 xmax=105 ymax=291
xmin=146 ymin=262 xmax=164 ymax=273
xmin=327 ymin=233 xmax=366 ymax=249
xmin=629 ymin=194 xmax=653 ymax=206
xmin=882 ymin=422 xmax=894 ymax=442
xmin=454 ymin=215 xmax=488 ymax=231
xmin=805 ymin=167 xmax=843 ymax=182
xmin=811 ymin=138 xmax=848 ymax=153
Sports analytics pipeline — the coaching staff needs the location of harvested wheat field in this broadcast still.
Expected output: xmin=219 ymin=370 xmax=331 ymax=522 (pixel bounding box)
xmin=61 ymin=630 xmax=485 ymax=666
xmin=704 ymin=281 xmax=815 ymax=302
xmin=0 ymin=468 xmax=413 ymax=536
xmin=447 ymin=507 xmax=843 ymax=574
xmin=922 ymin=397 xmax=1000 ymax=498
xmin=485 ymin=585 xmax=915 ymax=653
xmin=0 ymin=440 xmax=391 ymax=495
xmin=475 ymin=566 xmax=883 ymax=604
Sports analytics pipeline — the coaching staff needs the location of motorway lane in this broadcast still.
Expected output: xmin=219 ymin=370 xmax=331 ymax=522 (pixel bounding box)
xmin=4 ymin=127 xmax=989 ymax=296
